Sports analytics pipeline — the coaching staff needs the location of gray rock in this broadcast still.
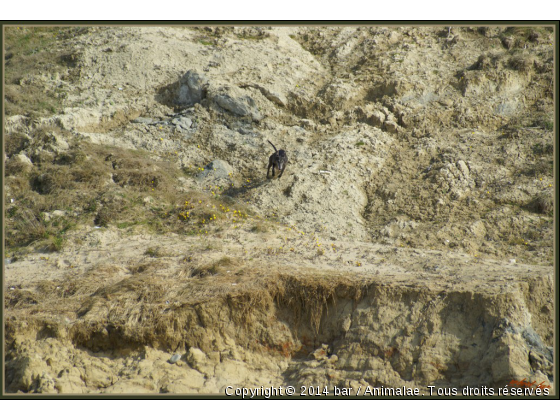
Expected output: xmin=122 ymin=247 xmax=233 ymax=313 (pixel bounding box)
xmin=237 ymin=127 xmax=253 ymax=135
xmin=495 ymin=100 xmax=518 ymax=117
xmin=197 ymin=159 xmax=233 ymax=181
xmin=261 ymin=89 xmax=286 ymax=107
xmin=171 ymin=116 xmax=192 ymax=130
xmin=168 ymin=354 xmax=181 ymax=364
xmin=177 ymin=70 xmax=208 ymax=107
xmin=211 ymin=86 xmax=262 ymax=121
xmin=52 ymin=210 xmax=67 ymax=218
xmin=132 ymin=117 xmax=157 ymax=125
xmin=522 ymin=326 xmax=551 ymax=356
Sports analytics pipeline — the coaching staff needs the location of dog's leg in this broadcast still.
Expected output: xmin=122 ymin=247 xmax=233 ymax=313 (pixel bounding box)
xmin=267 ymin=156 xmax=274 ymax=179
xmin=278 ymin=157 xmax=288 ymax=178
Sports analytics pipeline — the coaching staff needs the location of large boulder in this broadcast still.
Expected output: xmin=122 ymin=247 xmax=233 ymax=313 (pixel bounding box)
xmin=209 ymin=85 xmax=262 ymax=121
xmin=196 ymin=159 xmax=234 ymax=187
xmin=176 ymin=70 xmax=209 ymax=107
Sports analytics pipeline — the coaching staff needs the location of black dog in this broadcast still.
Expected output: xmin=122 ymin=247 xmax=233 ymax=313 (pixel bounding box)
xmin=267 ymin=140 xmax=288 ymax=179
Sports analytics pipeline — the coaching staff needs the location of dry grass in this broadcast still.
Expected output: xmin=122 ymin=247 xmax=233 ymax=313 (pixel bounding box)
xmin=4 ymin=27 xmax=86 ymax=117
xmin=190 ymin=257 xmax=234 ymax=277
xmin=6 ymin=258 xmax=369 ymax=354
xmin=507 ymin=54 xmax=536 ymax=73
xmin=5 ymin=117 xmax=259 ymax=255
xmin=4 ymin=131 xmax=31 ymax=156
xmin=144 ymin=247 xmax=165 ymax=258
xmin=5 ymin=159 xmax=33 ymax=176
xmin=5 ymin=127 xmax=191 ymax=251
xmin=502 ymin=27 xmax=553 ymax=45
xmin=272 ymin=273 xmax=364 ymax=334
xmin=250 ymin=222 xmax=269 ymax=233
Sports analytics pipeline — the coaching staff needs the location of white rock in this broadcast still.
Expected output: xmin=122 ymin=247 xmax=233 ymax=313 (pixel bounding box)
xmin=169 ymin=354 xmax=181 ymax=364
xmin=14 ymin=153 xmax=33 ymax=166
xmin=456 ymin=160 xmax=470 ymax=177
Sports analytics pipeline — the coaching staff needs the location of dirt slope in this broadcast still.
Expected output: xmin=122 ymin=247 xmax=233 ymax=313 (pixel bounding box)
xmin=3 ymin=25 xmax=555 ymax=394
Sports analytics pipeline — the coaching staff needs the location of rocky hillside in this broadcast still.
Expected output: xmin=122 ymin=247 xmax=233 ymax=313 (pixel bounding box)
xmin=4 ymin=25 xmax=555 ymax=394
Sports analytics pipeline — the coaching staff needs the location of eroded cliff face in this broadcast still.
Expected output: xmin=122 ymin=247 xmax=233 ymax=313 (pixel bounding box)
xmin=4 ymin=25 xmax=554 ymax=394
xmin=4 ymin=263 xmax=554 ymax=394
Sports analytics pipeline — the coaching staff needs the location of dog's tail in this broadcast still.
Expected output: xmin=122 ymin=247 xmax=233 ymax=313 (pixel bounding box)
xmin=267 ymin=140 xmax=278 ymax=153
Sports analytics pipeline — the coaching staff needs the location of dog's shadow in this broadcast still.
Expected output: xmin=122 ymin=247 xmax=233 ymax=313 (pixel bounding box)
xmin=221 ymin=178 xmax=269 ymax=198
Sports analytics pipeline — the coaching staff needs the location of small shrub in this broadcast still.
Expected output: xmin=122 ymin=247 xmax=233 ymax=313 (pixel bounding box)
xmin=144 ymin=247 xmax=164 ymax=258
xmin=508 ymin=237 xmax=526 ymax=246
xmin=31 ymin=171 xmax=73 ymax=194
xmin=250 ymin=223 xmax=269 ymax=233
xmin=4 ymin=132 xmax=30 ymax=156
xmin=46 ymin=235 xmax=65 ymax=252
xmin=532 ymin=142 xmax=553 ymax=156
xmin=507 ymin=55 xmax=535 ymax=73
xmin=94 ymin=210 xmax=112 ymax=227
xmin=5 ymin=159 xmax=32 ymax=176
xmin=528 ymin=193 xmax=553 ymax=215
xmin=532 ymin=117 xmax=553 ymax=131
